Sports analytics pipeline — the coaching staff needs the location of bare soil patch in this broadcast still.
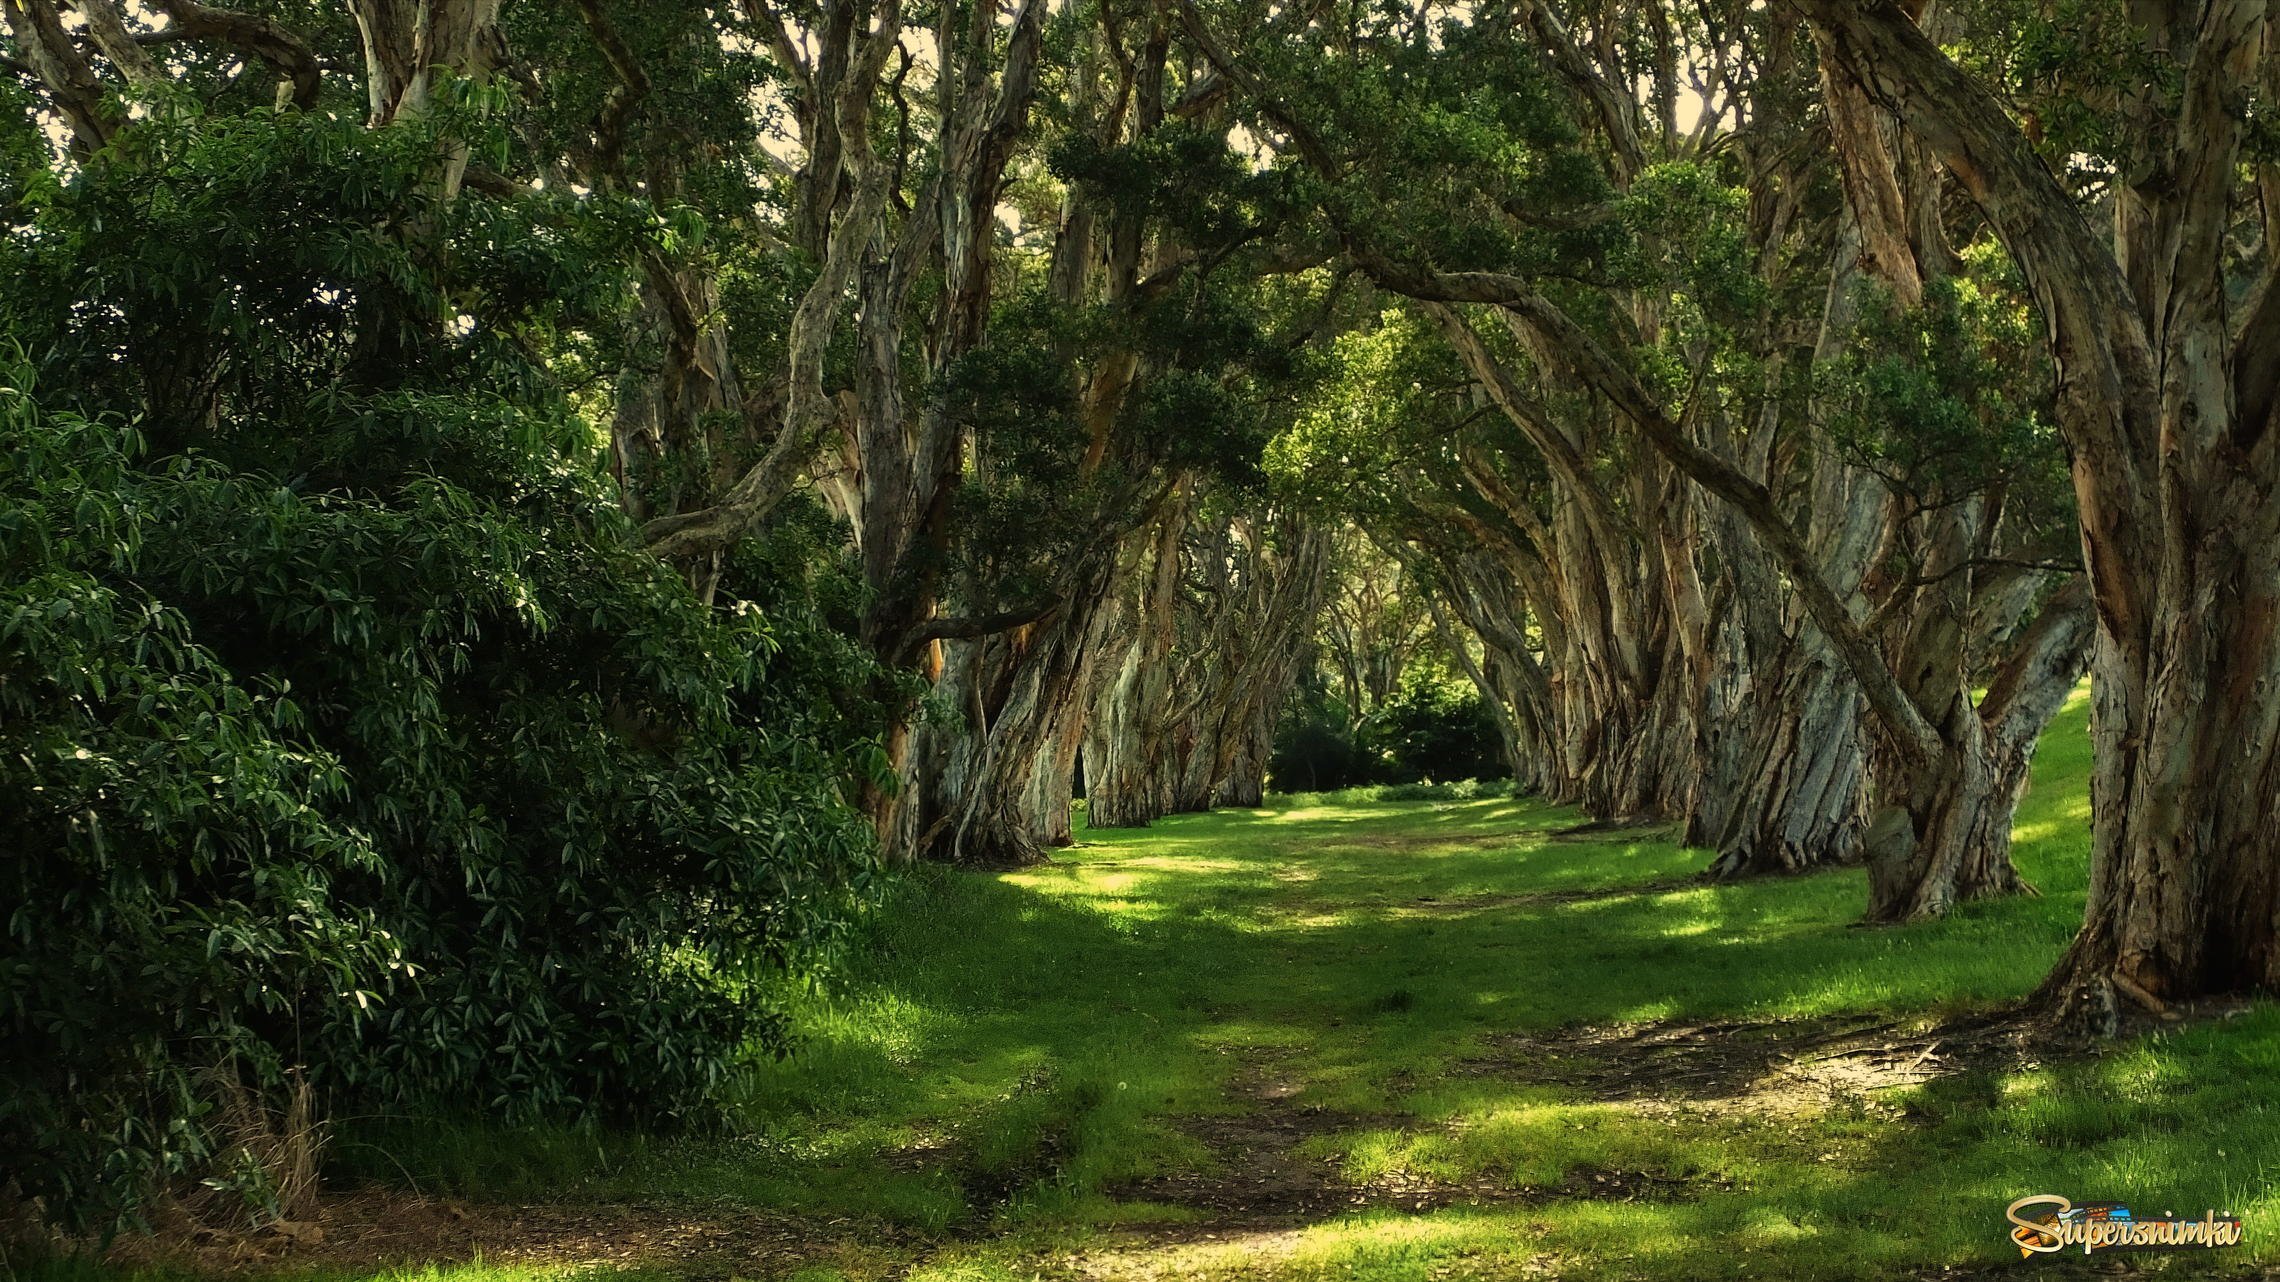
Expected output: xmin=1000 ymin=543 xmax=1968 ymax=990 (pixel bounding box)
xmin=1467 ymin=1009 xmax=2055 ymax=1116
xmin=1109 ymin=1057 xmax=1479 ymax=1227
xmin=94 ymin=1191 xmax=893 ymax=1280
xmin=1109 ymin=1052 xmax=1709 ymax=1239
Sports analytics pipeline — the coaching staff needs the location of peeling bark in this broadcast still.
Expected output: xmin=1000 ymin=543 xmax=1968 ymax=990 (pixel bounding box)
xmin=1086 ymin=502 xmax=1332 ymax=826
xmin=1796 ymin=0 xmax=2280 ymax=999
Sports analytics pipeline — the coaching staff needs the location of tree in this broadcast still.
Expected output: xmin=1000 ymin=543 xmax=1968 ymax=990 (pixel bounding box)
xmin=1196 ymin=0 xmax=2094 ymax=915
xmin=1792 ymin=0 xmax=2280 ymax=1011
xmin=0 ymin=2 xmax=877 ymax=1228
xmin=1085 ymin=485 xmax=1331 ymax=825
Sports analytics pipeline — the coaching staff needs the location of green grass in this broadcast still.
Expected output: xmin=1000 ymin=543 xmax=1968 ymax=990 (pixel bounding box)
xmin=57 ymin=686 xmax=2280 ymax=1279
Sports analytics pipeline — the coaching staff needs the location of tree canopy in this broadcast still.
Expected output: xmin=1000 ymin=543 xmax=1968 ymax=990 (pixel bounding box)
xmin=5 ymin=0 xmax=2278 ymax=1239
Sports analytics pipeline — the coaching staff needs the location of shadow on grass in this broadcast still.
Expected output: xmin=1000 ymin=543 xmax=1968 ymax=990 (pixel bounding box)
xmin=254 ymin=686 xmax=2280 ymax=1280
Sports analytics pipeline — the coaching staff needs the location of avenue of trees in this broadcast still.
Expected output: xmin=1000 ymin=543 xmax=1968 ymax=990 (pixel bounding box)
xmin=3 ymin=0 xmax=2275 ymax=1235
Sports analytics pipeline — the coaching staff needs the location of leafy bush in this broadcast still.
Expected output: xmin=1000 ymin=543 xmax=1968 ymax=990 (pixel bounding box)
xmin=1370 ymin=675 xmax=1505 ymax=785
xmin=0 ymin=369 xmax=875 ymax=1231
xmin=1269 ymin=664 xmax=1506 ymax=794
xmin=0 ymin=104 xmax=878 ymax=1232
xmin=1274 ymin=778 xmax=1514 ymax=806
xmin=1268 ymin=696 xmax=1383 ymax=793
xmin=3 ymin=402 xmax=398 ymax=1229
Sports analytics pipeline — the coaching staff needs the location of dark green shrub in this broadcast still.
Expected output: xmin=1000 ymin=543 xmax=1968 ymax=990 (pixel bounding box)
xmin=2 ymin=400 xmax=398 ymax=1229
xmin=1270 ymin=665 xmax=1506 ymax=794
xmin=0 ymin=368 xmax=875 ymax=1231
xmin=1268 ymin=695 xmax=1381 ymax=793
xmin=1368 ymin=674 xmax=1505 ymax=784
xmin=0 ymin=104 xmax=878 ymax=1231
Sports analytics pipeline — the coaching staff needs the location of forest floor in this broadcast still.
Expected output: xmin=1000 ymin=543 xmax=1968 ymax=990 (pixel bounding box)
xmin=59 ymin=686 xmax=2280 ymax=1280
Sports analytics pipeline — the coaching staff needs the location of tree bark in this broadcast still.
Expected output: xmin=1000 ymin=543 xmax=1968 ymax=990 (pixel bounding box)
xmin=1087 ymin=503 xmax=1331 ymax=824
xmin=1083 ymin=489 xmax=1191 ymax=827
xmin=1794 ymin=0 xmax=2280 ymax=1003
xmin=903 ymin=555 xmax=1121 ymax=866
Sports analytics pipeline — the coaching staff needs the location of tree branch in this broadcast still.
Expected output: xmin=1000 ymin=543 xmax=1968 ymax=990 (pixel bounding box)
xmin=1347 ymin=247 xmax=1946 ymax=769
xmin=77 ymin=0 xmax=163 ymax=89
xmin=897 ymin=601 xmax=1067 ymax=661
xmin=1786 ymin=0 xmax=2159 ymax=633
xmin=149 ymin=0 xmax=323 ymax=108
xmin=637 ymin=146 xmax=884 ymax=559
xmin=1979 ymin=575 xmax=2094 ymax=755
xmin=571 ymin=0 xmax=653 ymax=177
xmin=2 ymin=0 xmax=116 ymax=154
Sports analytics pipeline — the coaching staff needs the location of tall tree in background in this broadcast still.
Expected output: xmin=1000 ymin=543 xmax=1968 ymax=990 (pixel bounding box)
xmin=1085 ymin=485 xmax=1330 ymax=826
xmin=1204 ymin=0 xmax=2093 ymax=916
xmin=875 ymin=5 xmax=1330 ymax=863
xmin=1320 ymin=532 xmax=1438 ymax=732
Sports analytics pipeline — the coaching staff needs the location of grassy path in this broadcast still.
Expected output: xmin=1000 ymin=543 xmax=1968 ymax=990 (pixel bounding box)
xmin=115 ymin=689 xmax=2280 ymax=1279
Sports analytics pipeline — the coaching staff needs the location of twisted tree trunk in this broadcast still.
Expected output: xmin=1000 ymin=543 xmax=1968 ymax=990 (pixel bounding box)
xmin=1086 ymin=505 xmax=1331 ymax=825
xmin=1083 ymin=491 xmax=1191 ymax=827
xmin=1797 ymin=0 xmax=2280 ymax=1011
xmin=902 ymin=553 xmax=1122 ymax=865
xmin=1693 ymin=218 xmax=1883 ymax=878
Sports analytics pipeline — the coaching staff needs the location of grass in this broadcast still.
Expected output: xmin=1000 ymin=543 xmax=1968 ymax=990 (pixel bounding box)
xmin=53 ymin=686 xmax=2280 ymax=1278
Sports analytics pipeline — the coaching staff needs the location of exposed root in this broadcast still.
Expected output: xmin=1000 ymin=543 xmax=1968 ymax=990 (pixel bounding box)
xmin=1698 ymin=847 xmax=1860 ymax=882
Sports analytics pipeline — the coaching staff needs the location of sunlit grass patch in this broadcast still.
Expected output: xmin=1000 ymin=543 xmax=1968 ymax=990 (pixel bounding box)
xmin=239 ymin=687 xmax=2280 ymax=1279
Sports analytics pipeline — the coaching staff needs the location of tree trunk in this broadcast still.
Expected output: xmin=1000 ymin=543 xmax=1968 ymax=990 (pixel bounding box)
xmin=1701 ymin=645 xmax=1865 ymax=877
xmin=1798 ymin=0 xmax=2280 ymax=1009
xmin=1174 ymin=516 xmax=1331 ymax=811
xmin=1694 ymin=214 xmax=1885 ymax=878
xmin=1082 ymin=492 xmax=1190 ymax=827
xmin=1405 ymin=321 xmax=1704 ymax=823
xmin=1438 ymin=554 xmax=1566 ymax=797
xmin=905 ymin=557 xmax=1120 ymax=866
xmin=2045 ymin=558 xmax=2280 ymax=1003
xmin=1861 ymin=714 xmax=2024 ymax=921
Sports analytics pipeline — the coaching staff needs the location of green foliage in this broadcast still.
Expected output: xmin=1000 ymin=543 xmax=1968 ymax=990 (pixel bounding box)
xmin=1819 ymin=251 xmax=2064 ymax=511
xmin=0 ymin=76 xmax=47 ymax=222
xmin=1228 ymin=9 xmax=1615 ymax=278
xmin=934 ymin=261 xmax=1303 ymax=615
xmin=1945 ymin=0 xmax=2157 ymax=182
xmin=0 ymin=101 xmax=878 ymax=1233
xmin=0 ymin=103 xmax=639 ymax=454
xmin=1612 ymin=163 xmax=1768 ymax=336
xmin=1366 ymin=661 xmax=1504 ymax=785
xmin=1048 ymin=120 xmax=1283 ymax=253
xmin=1277 ymin=776 xmax=1518 ymax=805
xmin=0 ymin=360 xmax=875 ymax=1231
xmin=1266 ymin=307 xmax=1468 ymax=517
xmin=1270 ymin=661 xmax=1504 ymax=792
xmin=1268 ymin=694 xmax=1384 ymax=793
xmin=1 ymin=391 xmax=399 ymax=1233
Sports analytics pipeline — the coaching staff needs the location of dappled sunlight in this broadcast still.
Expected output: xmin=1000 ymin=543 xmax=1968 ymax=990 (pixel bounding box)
xmin=2007 ymin=791 xmax=2093 ymax=845
xmin=277 ymin=697 xmax=2280 ymax=1282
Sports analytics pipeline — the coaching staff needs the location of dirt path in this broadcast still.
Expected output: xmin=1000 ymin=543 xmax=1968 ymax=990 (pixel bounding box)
xmin=1110 ymin=1051 xmax=1528 ymax=1227
xmin=1051 ymin=1002 xmax=2107 ymax=1279
xmin=84 ymin=1010 xmax=2091 ymax=1282
xmin=99 ymin=1193 xmax=894 ymax=1279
